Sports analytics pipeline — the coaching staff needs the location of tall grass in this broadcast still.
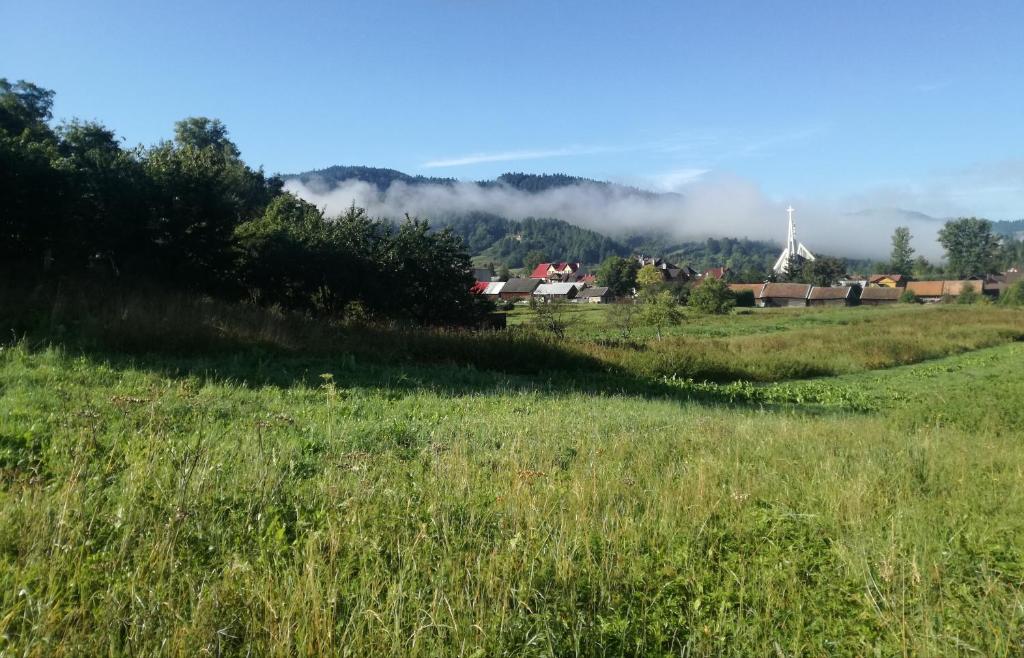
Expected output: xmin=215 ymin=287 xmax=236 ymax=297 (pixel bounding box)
xmin=5 ymin=282 xmax=1024 ymax=384
xmin=0 ymin=344 xmax=1022 ymax=655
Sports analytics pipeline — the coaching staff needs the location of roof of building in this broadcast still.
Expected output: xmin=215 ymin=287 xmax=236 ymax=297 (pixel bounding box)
xmin=760 ymin=282 xmax=812 ymax=299
xmin=808 ymin=286 xmax=854 ymax=300
xmin=550 ymin=262 xmax=581 ymax=272
xmin=469 ymin=281 xmax=488 ymax=295
xmin=943 ymin=280 xmax=983 ymax=295
xmin=501 ymin=278 xmax=541 ymax=294
xmin=906 ymin=280 xmax=984 ymax=296
xmin=860 ymin=286 xmax=902 ymax=300
xmin=728 ymin=283 xmax=765 ymax=294
xmin=529 ymin=263 xmax=552 ymax=279
xmin=534 ymin=282 xmax=578 ymax=296
xmin=868 ymin=274 xmax=906 ymax=283
xmin=703 ymin=267 xmax=730 ymax=279
xmin=906 ymin=280 xmax=944 ymax=297
xmin=577 ymin=286 xmax=611 ymax=298
xmin=482 ymin=281 xmax=505 ymax=295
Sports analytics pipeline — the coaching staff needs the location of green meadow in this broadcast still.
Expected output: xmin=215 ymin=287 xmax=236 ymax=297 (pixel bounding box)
xmin=1 ymin=299 xmax=1023 ymax=656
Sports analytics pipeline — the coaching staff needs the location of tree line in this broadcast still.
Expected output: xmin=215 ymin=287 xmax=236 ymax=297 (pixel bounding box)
xmin=0 ymin=79 xmax=489 ymax=325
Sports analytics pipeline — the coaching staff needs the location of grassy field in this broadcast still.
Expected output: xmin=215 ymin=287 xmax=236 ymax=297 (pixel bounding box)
xmin=1 ymin=296 xmax=1023 ymax=655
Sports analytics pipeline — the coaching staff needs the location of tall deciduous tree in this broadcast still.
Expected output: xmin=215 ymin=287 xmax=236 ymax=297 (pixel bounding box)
xmin=937 ymin=218 xmax=1001 ymax=279
xmin=596 ymin=256 xmax=639 ymax=297
xmin=636 ymin=264 xmax=665 ymax=288
xmin=889 ymin=226 xmax=914 ymax=275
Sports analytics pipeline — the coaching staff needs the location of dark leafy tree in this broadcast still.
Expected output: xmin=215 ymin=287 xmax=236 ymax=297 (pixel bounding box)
xmin=596 ymin=256 xmax=640 ymax=296
xmin=938 ymin=217 xmax=1002 ymax=278
xmin=803 ymin=256 xmax=847 ymax=287
xmin=688 ymin=277 xmax=736 ymax=314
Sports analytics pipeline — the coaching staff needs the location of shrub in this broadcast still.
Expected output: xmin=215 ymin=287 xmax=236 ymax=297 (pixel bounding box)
xmin=1000 ymin=280 xmax=1024 ymax=307
xmin=734 ymin=290 xmax=756 ymax=307
xmin=899 ymin=289 xmax=918 ymax=304
xmin=688 ymin=277 xmax=736 ymax=314
xmin=957 ymin=285 xmax=980 ymax=305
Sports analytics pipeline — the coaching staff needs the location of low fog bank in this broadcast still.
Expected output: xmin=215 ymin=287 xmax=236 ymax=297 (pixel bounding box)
xmin=284 ymin=175 xmax=946 ymax=260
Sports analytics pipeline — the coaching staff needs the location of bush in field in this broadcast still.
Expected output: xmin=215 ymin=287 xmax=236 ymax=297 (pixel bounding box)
xmin=899 ymin=289 xmax=918 ymax=303
xmin=688 ymin=277 xmax=736 ymax=314
xmin=640 ymin=290 xmax=684 ymax=339
xmin=529 ymin=298 xmax=571 ymax=338
xmin=606 ymin=301 xmax=638 ymax=339
xmin=957 ymin=285 xmax=980 ymax=305
xmin=1000 ymin=280 xmax=1024 ymax=307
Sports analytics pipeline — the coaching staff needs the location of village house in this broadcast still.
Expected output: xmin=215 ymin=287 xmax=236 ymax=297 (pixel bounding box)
xmin=528 ymin=262 xmax=583 ymax=281
xmin=533 ymin=282 xmax=578 ymax=302
xmin=702 ymin=266 xmax=731 ymax=280
xmin=529 ymin=263 xmax=552 ymax=279
xmin=807 ymin=286 xmax=858 ymax=307
xmin=499 ymin=278 xmax=540 ymax=301
xmin=985 ymin=270 xmax=1022 ymax=296
xmin=547 ymin=262 xmax=583 ymax=281
xmin=635 ymin=256 xmax=696 ymax=282
xmin=576 ymin=286 xmax=613 ymax=303
xmin=867 ymin=274 xmax=907 ymax=288
xmin=757 ymin=282 xmax=812 ymax=307
xmin=859 ymin=287 xmax=902 ymax=305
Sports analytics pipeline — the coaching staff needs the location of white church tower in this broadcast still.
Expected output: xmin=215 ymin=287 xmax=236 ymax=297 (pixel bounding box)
xmin=772 ymin=205 xmax=815 ymax=275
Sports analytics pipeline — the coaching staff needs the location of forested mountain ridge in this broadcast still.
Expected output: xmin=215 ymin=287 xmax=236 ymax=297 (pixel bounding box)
xmin=289 ymin=165 xmax=457 ymax=190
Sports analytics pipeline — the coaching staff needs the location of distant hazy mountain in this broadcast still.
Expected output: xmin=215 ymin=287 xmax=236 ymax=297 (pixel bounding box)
xmin=285 ymin=166 xmax=659 ymax=198
xmin=849 ymin=208 xmax=942 ymax=223
xmin=992 ymin=219 xmax=1024 ymax=239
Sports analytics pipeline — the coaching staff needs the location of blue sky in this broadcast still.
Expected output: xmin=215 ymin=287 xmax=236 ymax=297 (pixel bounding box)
xmin=3 ymin=0 xmax=1023 ymax=219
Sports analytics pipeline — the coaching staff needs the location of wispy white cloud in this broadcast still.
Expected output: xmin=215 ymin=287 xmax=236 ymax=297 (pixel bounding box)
xmin=422 ymin=145 xmax=612 ymax=168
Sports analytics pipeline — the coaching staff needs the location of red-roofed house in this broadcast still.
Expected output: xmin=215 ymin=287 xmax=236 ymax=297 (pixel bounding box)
xmin=548 ymin=262 xmax=582 ymax=281
xmin=702 ymin=267 xmax=731 ymax=280
xmin=529 ymin=262 xmax=552 ymax=279
xmin=469 ymin=281 xmax=489 ymax=295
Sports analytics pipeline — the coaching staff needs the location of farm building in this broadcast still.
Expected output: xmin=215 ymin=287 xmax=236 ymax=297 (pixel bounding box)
xmin=481 ymin=281 xmax=505 ymax=300
xmin=469 ymin=281 xmax=489 ymax=296
xmin=728 ymin=283 xmax=765 ymax=306
xmin=576 ymin=286 xmax=613 ymax=303
xmin=758 ymin=282 xmax=812 ymax=307
xmin=905 ymin=280 xmax=983 ymax=302
xmin=533 ymin=282 xmax=578 ymax=301
xmin=808 ymin=286 xmax=858 ymax=307
xmin=499 ymin=278 xmax=540 ymax=301
xmin=859 ymin=287 xmax=902 ymax=305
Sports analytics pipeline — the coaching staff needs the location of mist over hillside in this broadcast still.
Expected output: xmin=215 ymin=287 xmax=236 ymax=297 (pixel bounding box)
xmin=283 ymin=167 xmax=959 ymax=260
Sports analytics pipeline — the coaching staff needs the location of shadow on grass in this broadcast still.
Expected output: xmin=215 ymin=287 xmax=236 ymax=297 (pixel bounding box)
xmin=0 ymin=280 xmax=873 ymax=414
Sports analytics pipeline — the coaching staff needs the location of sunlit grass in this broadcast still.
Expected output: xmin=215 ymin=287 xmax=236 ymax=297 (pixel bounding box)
xmin=0 ymin=297 xmax=1023 ymax=655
